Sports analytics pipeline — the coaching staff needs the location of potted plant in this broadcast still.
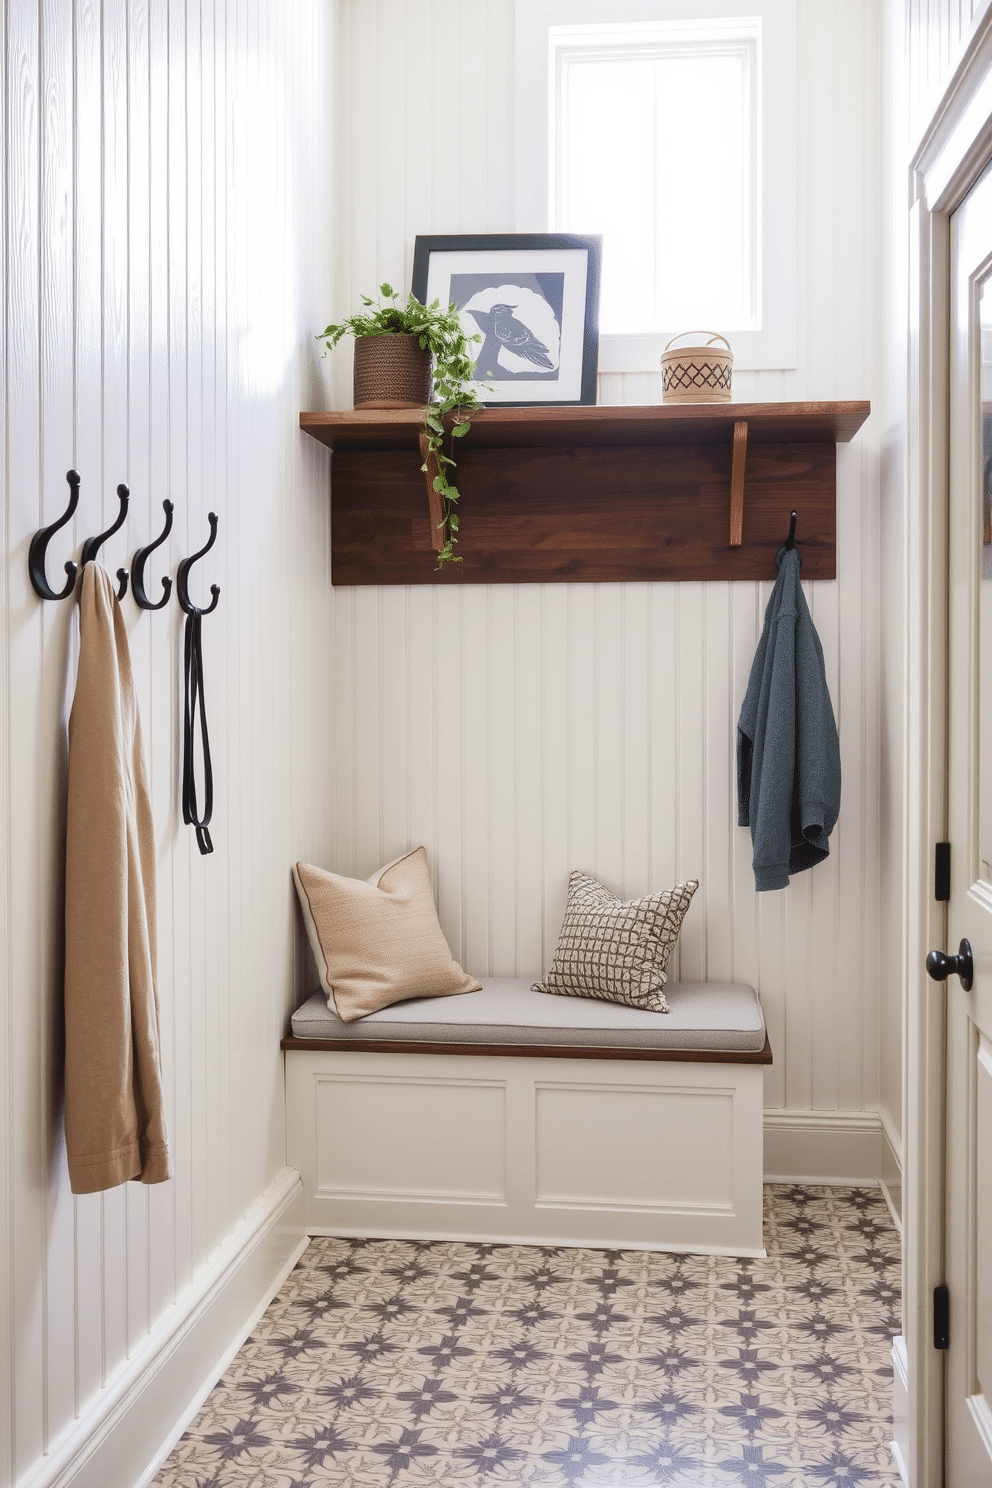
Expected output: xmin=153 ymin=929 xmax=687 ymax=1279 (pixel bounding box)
xmin=317 ymin=284 xmax=484 ymax=566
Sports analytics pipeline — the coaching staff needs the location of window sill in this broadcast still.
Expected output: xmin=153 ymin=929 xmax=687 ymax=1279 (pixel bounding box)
xmin=598 ymin=329 xmax=797 ymax=376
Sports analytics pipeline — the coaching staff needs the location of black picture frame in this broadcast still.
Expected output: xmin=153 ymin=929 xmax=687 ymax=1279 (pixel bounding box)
xmin=411 ymin=232 xmax=601 ymax=407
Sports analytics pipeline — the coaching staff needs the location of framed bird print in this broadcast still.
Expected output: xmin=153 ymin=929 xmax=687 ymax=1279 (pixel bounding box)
xmin=411 ymin=233 xmax=601 ymax=406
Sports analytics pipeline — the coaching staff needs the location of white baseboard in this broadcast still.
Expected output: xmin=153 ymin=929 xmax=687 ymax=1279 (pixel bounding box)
xmin=879 ymin=1104 xmax=903 ymax=1233
xmin=763 ymin=1108 xmax=890 ymax=1185
xmin=25 ymin=1165 xmax=306 ymax=1488
xmin=891 ymin=1335 xmax=910 ymax=1485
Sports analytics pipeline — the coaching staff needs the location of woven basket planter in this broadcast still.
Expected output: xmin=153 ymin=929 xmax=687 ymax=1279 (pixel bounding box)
xmin=661 ymin=331 xmax=733 ymax=404
xmin=353 ymin=334 xmax=432 ymax=409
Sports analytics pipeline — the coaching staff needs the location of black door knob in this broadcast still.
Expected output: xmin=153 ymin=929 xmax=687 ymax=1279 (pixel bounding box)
xmin=926 ymin=938 xmax=974 ymax=991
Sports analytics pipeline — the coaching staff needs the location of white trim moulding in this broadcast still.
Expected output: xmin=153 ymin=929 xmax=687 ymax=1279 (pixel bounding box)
xmin=22 ymin=1168 xmax=306 ymax=1488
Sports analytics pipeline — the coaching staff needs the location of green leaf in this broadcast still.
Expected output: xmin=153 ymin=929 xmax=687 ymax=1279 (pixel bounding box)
xmin=317 ymin=282 xmax=489 ymax=556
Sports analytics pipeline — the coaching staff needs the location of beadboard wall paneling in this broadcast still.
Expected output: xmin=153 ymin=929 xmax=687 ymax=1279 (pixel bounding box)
xmin=332 ymin=0 xmax=899 ymax=1134
xmin=0 ymin=4 xmax=335 ymax=1485
xmin=878 ymin=0 xmax=910 ymax=1220
xmin=907 ymin=0 xmax=992 ymax=145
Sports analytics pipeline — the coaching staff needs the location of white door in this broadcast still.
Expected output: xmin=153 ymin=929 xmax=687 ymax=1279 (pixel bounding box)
xmin=937 ymin=158 xmax=992 ymax=1484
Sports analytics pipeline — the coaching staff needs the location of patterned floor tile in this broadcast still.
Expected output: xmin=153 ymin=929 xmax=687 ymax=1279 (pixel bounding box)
xmin=153 ymin=1187 xmax=903 ymax=1488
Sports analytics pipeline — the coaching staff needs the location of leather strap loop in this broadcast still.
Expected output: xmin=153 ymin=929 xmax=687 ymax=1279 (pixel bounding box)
xmin=182 ymin=611 xmax=214 ymax=856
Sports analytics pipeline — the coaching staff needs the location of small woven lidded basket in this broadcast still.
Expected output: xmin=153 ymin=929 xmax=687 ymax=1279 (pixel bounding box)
xmin=660 ymin=331 xmax=733 ymax=404
xmin=353 ymin=333 xmax=432 ymax=409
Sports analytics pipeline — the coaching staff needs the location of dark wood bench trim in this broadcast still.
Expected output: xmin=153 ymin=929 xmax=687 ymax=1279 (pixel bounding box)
xmin=281 ymin=1032 xmax=773 ymax=1065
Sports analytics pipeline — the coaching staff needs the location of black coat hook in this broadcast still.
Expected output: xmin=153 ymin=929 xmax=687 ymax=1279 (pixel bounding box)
xmin=131 ymin=500 xmax=174 ymax=610
xmin=29 ymin=469 xmax=81 ymax=600
xmin=785 ymin=511 xmax=797 ymax=550
xmin=81 ymin=483 xmax=129 ymax=600
xmin=177 ymin=513 xmax=220 ymax=616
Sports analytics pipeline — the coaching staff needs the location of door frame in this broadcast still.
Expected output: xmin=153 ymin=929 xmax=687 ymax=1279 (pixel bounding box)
xmin=907 ymin=12 xmax=992 ymax=1485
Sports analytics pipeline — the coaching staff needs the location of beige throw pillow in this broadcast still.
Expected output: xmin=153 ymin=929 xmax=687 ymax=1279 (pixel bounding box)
xmin=533 ymin=871 xmax=699 ymax=1013
xmin=293 ymin=847 xmax=481 ymax=1022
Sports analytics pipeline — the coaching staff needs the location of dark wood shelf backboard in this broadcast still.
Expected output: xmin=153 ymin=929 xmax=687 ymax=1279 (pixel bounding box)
xmin=299 ymin=401 xmax=870 ymax=585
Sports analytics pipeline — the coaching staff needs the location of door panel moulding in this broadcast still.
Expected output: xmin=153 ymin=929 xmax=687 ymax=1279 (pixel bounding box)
xmin=913 ymin=7 xmax=992 ymax=213
xmin=904 ymin=11 xmax=992 ymax=1487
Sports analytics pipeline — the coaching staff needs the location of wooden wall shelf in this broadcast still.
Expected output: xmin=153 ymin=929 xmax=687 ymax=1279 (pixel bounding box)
xmin=299 ymin=401 xmax=871 ymax=586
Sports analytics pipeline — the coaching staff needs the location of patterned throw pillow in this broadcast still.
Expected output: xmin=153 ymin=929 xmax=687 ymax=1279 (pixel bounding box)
xmin=533 ymin=872 xmax=699 ymax=1013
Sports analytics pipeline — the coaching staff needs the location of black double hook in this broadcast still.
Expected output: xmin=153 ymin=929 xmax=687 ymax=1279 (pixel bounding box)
xmin=131 ymin=500 xmax=174 ymax=610
xmin=81 ymin=484 xmax=130 ymax=600
xmin=177 ymin=513 xmax=220 ymax=616
xmin=29 ymin=469 xmax=80 ymax=600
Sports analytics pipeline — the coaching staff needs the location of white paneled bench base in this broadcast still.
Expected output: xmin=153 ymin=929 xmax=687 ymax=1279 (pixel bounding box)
xmin=282 ymin=979 xmax=772 ymax=1257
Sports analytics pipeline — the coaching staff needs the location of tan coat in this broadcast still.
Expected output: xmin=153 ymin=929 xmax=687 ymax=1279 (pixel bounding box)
xmin=64 ymin=564 xmax=171 ymax=1194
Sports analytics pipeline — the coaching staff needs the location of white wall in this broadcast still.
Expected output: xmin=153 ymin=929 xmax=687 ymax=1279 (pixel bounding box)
xmin=0 ymin=3 xmax=335 ymax=1485
xmin=330 ymin=0 xmax=899 ymax=1175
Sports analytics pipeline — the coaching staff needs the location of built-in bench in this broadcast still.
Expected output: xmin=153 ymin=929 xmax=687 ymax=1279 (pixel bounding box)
xmin=282 ymin=978 xmax=772 ymax=1257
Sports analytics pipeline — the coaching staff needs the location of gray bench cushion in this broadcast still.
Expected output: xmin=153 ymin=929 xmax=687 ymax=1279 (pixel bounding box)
xmin=289 ymin=977 xmax=766 ymax=1054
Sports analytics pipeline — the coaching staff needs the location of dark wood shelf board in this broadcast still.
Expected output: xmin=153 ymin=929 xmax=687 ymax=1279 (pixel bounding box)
xmin=330 ymin=440 xmax=837 ymax=584
xmin=300 ymin=400 xmax=871 ymax=452
xmin=299 ymin=400 xmax=869 ymax=585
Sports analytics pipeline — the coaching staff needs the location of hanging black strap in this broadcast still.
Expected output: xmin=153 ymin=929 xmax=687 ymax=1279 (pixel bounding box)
xmin=182 ymin=610 xmax=213 ymax=855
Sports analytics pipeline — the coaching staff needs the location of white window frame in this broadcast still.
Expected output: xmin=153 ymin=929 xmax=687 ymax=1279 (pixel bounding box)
xmin=515 ymin=0 xmax=797 ymax=374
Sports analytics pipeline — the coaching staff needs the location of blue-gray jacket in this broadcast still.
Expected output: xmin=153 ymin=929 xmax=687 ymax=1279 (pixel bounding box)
xmin=737 ymin=547 xmax=841 ymax=891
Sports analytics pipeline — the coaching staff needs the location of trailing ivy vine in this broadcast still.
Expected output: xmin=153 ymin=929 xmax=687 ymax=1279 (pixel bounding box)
xmin=318 ymin=284 xmax=484 ymax=566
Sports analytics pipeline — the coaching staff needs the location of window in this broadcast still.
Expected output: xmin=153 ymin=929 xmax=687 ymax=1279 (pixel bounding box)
xmin=554 ymin=20 xmax=758 ymax=335
xmin=515 ymin=0 xmax=796 ymax=373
